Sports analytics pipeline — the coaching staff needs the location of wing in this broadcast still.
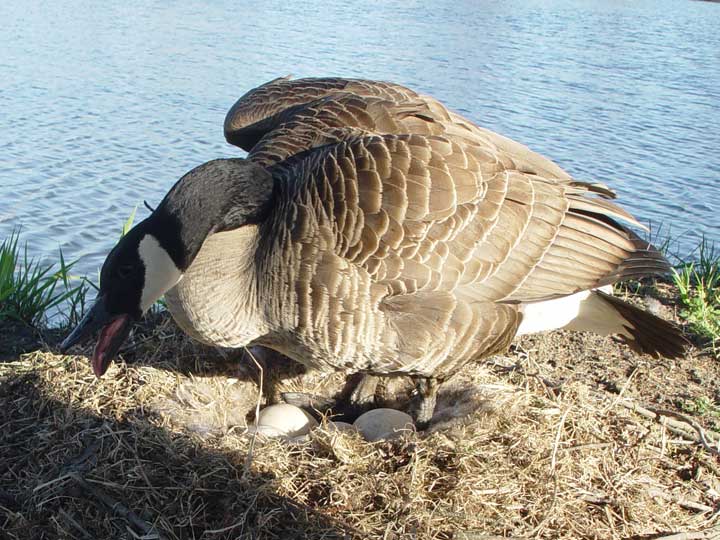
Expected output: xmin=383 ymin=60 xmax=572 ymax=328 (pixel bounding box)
xmin=223 ymin=76 xmax=423 ymax=152
xmin=246 ymin=94 xmax=448 ymax=167
xmin=227 ymin=77 xmax=575 ymax=182
xmin=268 ymin=132 xmax=668 ymax=304
xmin=243 ymin=92 xmax=581 ymax=188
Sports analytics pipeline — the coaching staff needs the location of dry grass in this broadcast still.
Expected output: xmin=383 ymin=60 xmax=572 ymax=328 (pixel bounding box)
xmin=2 ymin=304 xmax=720 ymax=539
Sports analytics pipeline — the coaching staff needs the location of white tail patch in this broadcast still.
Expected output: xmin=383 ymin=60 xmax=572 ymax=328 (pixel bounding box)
xmin=138 ymin=234 xmax=182 ymax=313
xmin=516 ymin=285 xmax=632 ymax=339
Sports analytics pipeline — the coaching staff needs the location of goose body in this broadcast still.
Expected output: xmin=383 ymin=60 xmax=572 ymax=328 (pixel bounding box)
xmin=62 ymin=77 xmax=688 ymax=423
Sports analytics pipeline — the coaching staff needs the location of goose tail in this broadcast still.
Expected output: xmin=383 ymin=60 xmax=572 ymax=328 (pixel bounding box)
xmin=565 ymin=290 xmax=689 ymax=358
xmin=517 ymin=289 xmax=689 ymax=358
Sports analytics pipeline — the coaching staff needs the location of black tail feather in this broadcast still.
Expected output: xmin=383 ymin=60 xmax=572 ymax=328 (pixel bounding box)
xmin=596 ymin=290 xmax=690 ymax=359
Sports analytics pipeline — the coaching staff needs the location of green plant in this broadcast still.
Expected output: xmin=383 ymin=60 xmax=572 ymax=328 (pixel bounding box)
xmin=644 ymin=221 xmax=674 ymax=259
xmin=59 ymin=258 xmax=93 ymax=328
xmin=679 ymin=396 xmax=720 ymax=430
xmin=680 ymin=395 xmax=720 ymax=416
xmin=121 ymin=205 xmax=137 ymax=238
xmin=672 ymin=238 xmax=720 ymax=357
xmin=0 ymin=231 xmax=88 ymax=327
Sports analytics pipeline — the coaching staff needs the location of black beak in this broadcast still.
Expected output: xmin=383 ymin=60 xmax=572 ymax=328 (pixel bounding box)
xmin=60 ymin=296 xmax=113 ymax=352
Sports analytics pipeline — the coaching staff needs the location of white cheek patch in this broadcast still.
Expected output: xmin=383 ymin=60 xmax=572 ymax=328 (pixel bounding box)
xmin=138 ymin=235 xmax=182 ymax=313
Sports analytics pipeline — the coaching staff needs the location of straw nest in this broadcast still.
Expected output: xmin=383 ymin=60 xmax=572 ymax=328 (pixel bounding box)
xmin=2 ymin=285 xmax=720 ymax=539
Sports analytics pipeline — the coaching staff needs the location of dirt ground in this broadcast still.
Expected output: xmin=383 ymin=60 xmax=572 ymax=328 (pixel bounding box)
xmin=1 ymin=282 xmax=720 ymax=539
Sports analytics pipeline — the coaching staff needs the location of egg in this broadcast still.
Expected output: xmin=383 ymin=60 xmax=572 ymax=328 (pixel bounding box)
xmin=246 ymin=424 xmax=284 ymax=438
xmin=255 ymin=403 xmax=318 ymax=438
xmin=353 ymin=408 xmax=414 ymax=442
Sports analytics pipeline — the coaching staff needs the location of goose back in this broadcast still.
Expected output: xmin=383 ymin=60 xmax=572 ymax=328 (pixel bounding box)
xmin=164 ymin=77 xmax=682 ymax=379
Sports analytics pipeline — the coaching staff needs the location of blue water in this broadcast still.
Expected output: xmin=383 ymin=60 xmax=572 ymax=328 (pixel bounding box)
xmin=1 ymin=0 xmax=719 ymax=277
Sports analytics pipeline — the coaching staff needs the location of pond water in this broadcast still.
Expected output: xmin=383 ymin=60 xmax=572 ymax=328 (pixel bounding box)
xmin=1 ymin=0 xmax=718 ymax=279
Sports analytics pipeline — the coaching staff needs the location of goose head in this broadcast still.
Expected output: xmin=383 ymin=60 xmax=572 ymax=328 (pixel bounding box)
xmin=60 ymin=158 xmax=274 ymax=377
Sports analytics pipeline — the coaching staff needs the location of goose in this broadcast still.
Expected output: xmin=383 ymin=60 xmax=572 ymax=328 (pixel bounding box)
xmin=61 ymin=76 xmax=688 ymax=426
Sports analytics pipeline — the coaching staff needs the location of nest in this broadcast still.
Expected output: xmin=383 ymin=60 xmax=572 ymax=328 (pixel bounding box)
xmin=2 ymin=303 xmax=720 ymax=539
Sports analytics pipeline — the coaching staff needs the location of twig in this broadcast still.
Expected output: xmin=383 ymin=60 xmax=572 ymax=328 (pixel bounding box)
xmin=133 ymin=439 xmax=160 ymax=498
xmin=202 ymin=518 xmax=247 ymax=536
xmin=33 ymin=473 xmax=73 ymax=496
xmin=652 ymin=530 xmax=720 ymax=540
xmin=550 ymin=408 xmax=571 ymax=473
xmin=127 ymin=525 xmax=160 ymax=540
xmin=202 ymin=497 xmax=255 ymax=537
xmin=489 ymin=357 xmax=563 ymax=399
xmin=576 ymin=488 xmax=619 ymax=506
xmin=562 ymin=442 xmax=613 ymax=452
xmin=700 ymin=456 xmax=720 ymax=478
xmin=651 ymin=407 xmax=720 ymax=457
xmin=648 ymin=487 xmax=715 ymax=514
xmin=618 ymin=399 xmax=720 ymax=457
xmin=602 ymin=366 xmax=638 ymax=414
xmin=69 ymin=473 xmax=160 ymax=539
xmin=243 ymin=346 xmax=264 ymax=474
xmin=58 ymin=508 xmax=94 ymax=540
xmin=456 ymin=536 xmax=528 ymax=540
xmin=60 ymin=440 xmax=99 ymax=475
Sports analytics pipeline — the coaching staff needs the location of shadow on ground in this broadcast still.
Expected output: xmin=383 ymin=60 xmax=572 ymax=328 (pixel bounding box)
xmin=0 ymin=369 xmax=357 ymax=539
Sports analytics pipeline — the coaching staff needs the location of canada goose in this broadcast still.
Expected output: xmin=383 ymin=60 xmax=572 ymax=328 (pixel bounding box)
xmin=61 ymin=76 xmax=688 ymax=426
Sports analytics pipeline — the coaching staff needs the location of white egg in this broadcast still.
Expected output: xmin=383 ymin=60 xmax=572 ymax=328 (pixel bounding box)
xmin=256 ymin=403 xmax=318 ymax=438
xmin=246 ymin=424 xmax=284 ymax=438
xmin=353 ymin=408 xmax=415 ymax=442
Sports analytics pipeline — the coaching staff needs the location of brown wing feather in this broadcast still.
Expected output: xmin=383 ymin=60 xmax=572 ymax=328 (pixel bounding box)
xmin=225 ymin=75 xmax=584 ymax=211
xmin=223 ymin=76 xmax=425 ymax=151
xmin=246 ymin=95 xmax=443 ymax=167
xmin=270 ymin=132 xmax=668 ymax=308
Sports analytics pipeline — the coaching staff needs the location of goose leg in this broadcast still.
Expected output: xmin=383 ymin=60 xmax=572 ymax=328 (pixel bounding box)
xmin=282 ymin=373 xmax=381 ymax=421
xmin=414 ymin=377 xmax=439 ymax=429
xmin=243 ymin=346 xmax=304 ymax=405
xmin=346 ymin=374 xmax=380 ymax=409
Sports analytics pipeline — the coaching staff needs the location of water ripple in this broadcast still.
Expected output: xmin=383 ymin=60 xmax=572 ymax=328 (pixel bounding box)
xmin=0 ymin=0 xmax=718 ymax=277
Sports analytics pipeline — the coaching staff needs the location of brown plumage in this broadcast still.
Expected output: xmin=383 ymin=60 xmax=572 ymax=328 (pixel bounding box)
xmin=161 ymin=76 xmax=688 ymax=424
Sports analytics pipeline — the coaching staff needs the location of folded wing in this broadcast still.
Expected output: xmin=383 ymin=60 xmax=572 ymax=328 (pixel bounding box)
xmin=269 ymin=132 xmax=668 ymax=305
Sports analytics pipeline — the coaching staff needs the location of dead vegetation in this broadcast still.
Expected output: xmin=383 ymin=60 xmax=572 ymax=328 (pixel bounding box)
xmin=2 ymin=285 xmax=720 ymax=539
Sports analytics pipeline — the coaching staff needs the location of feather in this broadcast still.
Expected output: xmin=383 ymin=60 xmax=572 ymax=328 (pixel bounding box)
xmin=163 ymin=76 xmax=687 ymax=416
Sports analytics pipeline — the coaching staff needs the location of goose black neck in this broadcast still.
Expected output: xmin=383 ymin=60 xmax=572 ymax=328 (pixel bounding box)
xmin=147 ymin=158 xmax=274 ymax=271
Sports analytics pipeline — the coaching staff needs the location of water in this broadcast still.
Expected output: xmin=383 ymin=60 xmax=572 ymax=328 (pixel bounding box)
xmin=1 ymin=0 xmax=719 ymax=279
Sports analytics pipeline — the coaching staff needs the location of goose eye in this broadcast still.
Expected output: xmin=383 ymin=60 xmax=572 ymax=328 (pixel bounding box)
xmin=117 ymin=265 xmax=133 ymax=278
